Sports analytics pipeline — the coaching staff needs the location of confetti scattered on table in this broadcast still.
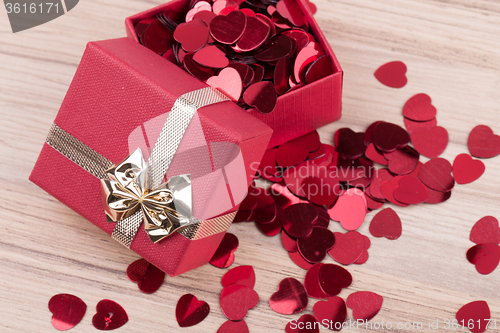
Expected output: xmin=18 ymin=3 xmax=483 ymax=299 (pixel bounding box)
xmin=369 ymin=207 xmax=402 ymax=240
xmin=210 ymin=232 xmax=239 ymax=268
xmin=92 ymin=300 xmax=128 ymax=331
xmin=374 ymin=61 xmax=408 ymax=88
xmin=453 ymin=154 xmax=485 ymax=185
xmin=313 ymin=296 xmax=347 ymax=330
xmin=48 ymin=294 xmax=87 ymax=331
xmin=126 ymin=258 xmax=165 ymax=294
xmin=269 ymin=277 xmax=308 ymax=315
xmin=456 ymin=300 xmax=490 ymax=333
xmin=468 ymin=125 xmax=500 ymax=159
xmin=176 ymin=294 xmax=210 ymax=328
xmin=346 ymin=291 xmax=383 ymax=321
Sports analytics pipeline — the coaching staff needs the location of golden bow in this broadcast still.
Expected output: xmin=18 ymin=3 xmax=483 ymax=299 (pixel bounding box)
xmin=100 ymin=148 xmax=197 ymax=244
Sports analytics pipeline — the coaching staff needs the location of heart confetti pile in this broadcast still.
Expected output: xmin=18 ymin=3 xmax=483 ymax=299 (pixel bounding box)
xmin=135 ymin=0 xmax=333 ymax=114
xmin=467 ymin=216 xmax=500 ymax=275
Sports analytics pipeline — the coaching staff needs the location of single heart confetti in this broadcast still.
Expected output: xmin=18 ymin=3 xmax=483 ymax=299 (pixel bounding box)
xmin=92 ymin=300 xmax=128 ymax=331
xmin=126 ymin=258 xmax=165 ymax=293
xmin=470 ymin=216 xmax=500 ymax=245
xmin=297 ymin=226 xmax=335 ymax=263
xmin=393 ymin=175 xmax=429 ymax=205
xmin=269 ymin=277 xmax=308 ymax=315
xmin=206 ymin=67 xmax=242 ymax=101
xmin=346 ymin=291 xmax=383 ymax=321
xmin=374 ymin=61 xmax=408 ymax=88
xmin=173 ymin=22 xmax=209 ymax=52
xmin=285 ymin=314 xmax=320 ymax=333
xmin=369 ymin=207 xmax=402 ymax=240
xmin=193 ymin=45 xmax=229 ymax=68
xmin=452 ymin=154 xmax=485 ymax=185
xmin=466 ymin=243 xmax=500 ymax=275
xmin=318 ymin=264 xmax=352 ymax=297
xmin=217 ymin=320 xmax=250 ymax=333
xmin=373 ymin=122 xmax=410 ymax=153
xmin=334 ymin=128 xmax=366 ymax=159
xmin=243 ymin=81 xmax=278 ymax=114
xmin=210 ymin=232 xmax=239 ymax=268
xmin=209 ymin=10 xmax=247 ymax=44
xmin=411 ymin=126 xmax=449 ymax=158
xmin=468 ymin=125 xmax=500 ymax=159
xmin=456 ymin=301 xmax=490 ymax=333
xmin=176 ymin=294 xmax=210 ymax=327
xmin=221 ymin=265 xmax=256 ymax=289
xmin=384 ymin=146 xmax=420 ymax=175
xmin=328 ymin=188 xmax=367 ymax=231
xmin=328 ymin=231 xmax=364 ymax=265
xmin=402 ymin=93 xmax=436 ymax=121
xmin=313 ymin=296 xmax=347 ymax=330
xmin=48 ymin=294 xmax=87 ymax=331
xmin=282 ymin=203 xmax=318 ymax=238
xmin=418 ymin=158 xmax=455 ymax=192
xmin=220 ymin=285 xmax=259 ymax=321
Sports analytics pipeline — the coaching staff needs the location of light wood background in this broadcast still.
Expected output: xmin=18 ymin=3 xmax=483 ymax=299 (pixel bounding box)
xmin=1 ymin=0 xmax=500 ymax=332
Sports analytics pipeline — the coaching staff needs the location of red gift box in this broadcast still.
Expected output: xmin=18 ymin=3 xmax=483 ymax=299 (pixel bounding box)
xmin=30 ymin=37 xmax=272 ymax=276
xmin=125 ymin=0 xmax=343 ymax=148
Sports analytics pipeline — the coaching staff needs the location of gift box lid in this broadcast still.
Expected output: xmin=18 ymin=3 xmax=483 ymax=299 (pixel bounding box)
xmin=30 ymin=37 xmax=272 ymax=276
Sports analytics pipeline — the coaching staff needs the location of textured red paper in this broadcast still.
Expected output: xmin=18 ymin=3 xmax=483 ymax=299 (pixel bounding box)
xmin=30 ymin=38 xmax=272 ymax=276
xmin=125 ymin=0 xmax=343 ymax=148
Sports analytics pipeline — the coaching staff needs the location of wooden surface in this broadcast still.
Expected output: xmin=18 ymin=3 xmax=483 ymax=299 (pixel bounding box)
xmin=1 ymin=0 xmax=500 ymax=332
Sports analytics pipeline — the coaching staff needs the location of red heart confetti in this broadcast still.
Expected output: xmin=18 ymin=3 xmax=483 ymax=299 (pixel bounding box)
xmin=193 ymin=45 xmax=228 ymax=68
xmin=210 ymin=232 xmax=239 ymax=268
xmin=411 ymin=126 xmax=449 ymax=158
xmin=418 ymin=158 xmax=455 ymax=192
xmin=466 ymin=243 xmax=500 ymax=275
xmin=313 ymin=296 xmax=347 ymax=331
xmin=403 ymin=117 xmax=437 ymax=134
xmin=126 ymin=258 xmax=165 ymax=294
xmin=456 ymin=301 xmax=490 ymax=333
xmin=48 ymin=294 xmax=87 ymax=331
xmin=209 ymin=10 xmax=247 ymax=44
xmin=176 ymin=294 xmax=210 ymax=327
xmin=369 ymin=207 xmax=402 ymax=240
xmin=334 ymin=128 xmax=366 ymax=159
xmin=380 ymin=176 xmax=408 ymax=207
xmin=402 ymin=93 xmax=436 ymax=121
xmin=285 ymin=314 xmax=320 ymax=333
xmin=328 ymin=188 xmax=367 ymax=231
xmin=346 ymin=291 xmax=383 ymax=321
xmin=365 ymin=143 xmax=388 ymax=166
xmin=306 ymin=55 xmax=334 ymax=84
xmin=425 ymin=186 xmax=452 ymax=204
xmin=269 ymin=277 xmax=308 ymax=315
xmin=470 ymin=216 xmax=500 ymax=245
xmin=92 ymin=300 xmax=128 ymax=331
xmin=468 ymin=125 xmax=500 ymax=158
xmin=368 ymin=168 xmax=395 ymax=201
xmin=282 ymin=203 xmax=318 ymax=238
xmin=220 ymin=284 xmax=259 ymax=321
xmin=173 ymin=22 xmax=209 ymax=52
xmin=289 ymin=251 xmax=315 ymax=270
xmin=276 ymin=0 xmax=305 ymax=27
xmin=393 ymin=175 xmax=429 ymax=205
xmin=328 ymin=231 xmax=364 ymax=265
xmin=235 ymin=16 xmax=270 ymax=52
xmin=453 ymin=154 xmax=485 ymax=185
xmin=297 ymin=226 xmax=335 ymax=263
xmin=318 ymin=264 xmax=352 ymax=297
xmin=221 ymin=265 xmax=256 ymax=289
xmin=243 ymin=81 xmax=278 ymax=114
xmin=304 ymin=263 xmax=331 ymax=299
xmin=384 ymin=146 xmax=420 ymax=175
xmin=374 ymin=61 xmax=408 ymax=88
xmin=373 ymin=122 xmax=410 ymax=153
xmin=206 ymin=67 xmax=242 ymax=101
xmin=217 ymin=320 xmax=250 ymax=333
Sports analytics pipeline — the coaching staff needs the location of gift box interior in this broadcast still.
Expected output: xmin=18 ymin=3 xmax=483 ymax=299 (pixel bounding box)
xmin=30 ymin=37 xmax=272 ymax=276
xmin=125 ymin=0 xmax=343 ymax=148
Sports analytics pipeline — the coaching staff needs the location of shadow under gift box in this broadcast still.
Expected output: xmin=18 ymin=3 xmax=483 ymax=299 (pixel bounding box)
xmin=125 ymin=0 xmax=343 ymax=149
xmin=30 ymin=37 xmax=272 ymax=276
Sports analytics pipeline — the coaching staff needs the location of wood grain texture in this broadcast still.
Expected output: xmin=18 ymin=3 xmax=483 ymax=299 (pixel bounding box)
xmin=1 ymin=0 xmax=500 ymax=332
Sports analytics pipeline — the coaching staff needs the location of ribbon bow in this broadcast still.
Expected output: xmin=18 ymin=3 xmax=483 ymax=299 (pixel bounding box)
xmin=101 ymin=148 xmax=199 ymax=244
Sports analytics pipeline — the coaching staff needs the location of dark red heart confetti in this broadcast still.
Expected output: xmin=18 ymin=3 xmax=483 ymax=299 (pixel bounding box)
xmin=251 ymin=189 xmax=278 ymax=224
xmin=470 ymin=216 xmax=500 ymax=245
xmin=373 ymin=122 xmax=410 ymax=153
xmin=384 ymin=146 xmax=420 ymax=175
xmin=209 ymin=10 xmax=247 ymax=44
xmin=411 ymin=126 xmax=449 ymax=158
xmin=456 ymin=301 xmax=490 ymax=333
xmin=276 ymin=140 xmax=309 ymax=168
xmin=276 ymin=0 xmax=304 ymax=26
xmin=334 ymin=128 xmax=366 ymax=159
xmin=453 ymin=154 xmax=485 ymax=185
xmin=235 ymin=16 xmax=270 ymax=52
xmin=313 ymin=296 xmax=347 ymax=331
xmin=92 ymin=300 xmax=128 ymax=331
xmin=243 ymin=81 xmax=278 ymax=114
xmin=369 ymin=207 xmax=402 ymax=240
xmin=48 ymin=294 xmax=87 ymax=331
xmin=221 ymin=265 xmax=256 ymax=289
xmin=217 ymin=320 xmax=249 ymax=333
xmin=425 ymin=186 xmax=452 ymax=204
xmin=418 ymin=158 xmax=455 ymax=192
xmin=297 ymin=226 xmax=335 ymax=263
xmin=220 ymin=284 xmax=259 ymax=321
xmin=368 ymin=168 xmax=394 ymax=201
xmin=305 ymin=55 xmax=333 ymax=84
xmin=176 ymin=294 xmax=210 ymax=327
xmin=346 ymin=291 xmax=383 ymax=321
xmin=269 ymin=277 xmax=308 ymax=315
xmin=328 ymin=188 xmax=367 ymax=231
xmin=365 ymin=143 xmax=388 ymax=166
xmin=285 ymin=314 xmax=320 ymax=333
xmin=142 ymin=20 xmax=175 ymax=55
xmin=393 ymin=175 xmax=429 ymax=205
xmin=126 ymin=258 xmax=165 ymax=293
xmin=304 ymin=263 xmax=330 ymax=299
xmin=294 ymin=42 xmax=325 ymax=83
xmin=318 ymin=264 xmax=352 ymax=297
xmin=468 ymin=125 xmax=500 ymax=159
xmin=210 ymin=232 xmax=239 ymax=268
xmin=402 ymin=93 xmax=437 ymax=121
xmin=374 ymin=61 xmax=408 ymax=88
xmin=328 ymin=231 xmax=364 ymax=265
xmin=282 ymin=230 xmax=298 ymax=252
xmin=467 ymin=243 xmax=500 ymax=275
xmin=256 ymin=214 xmax=283 ymax=236
xmin=282 ymin=203 xmax=318 ymax=238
